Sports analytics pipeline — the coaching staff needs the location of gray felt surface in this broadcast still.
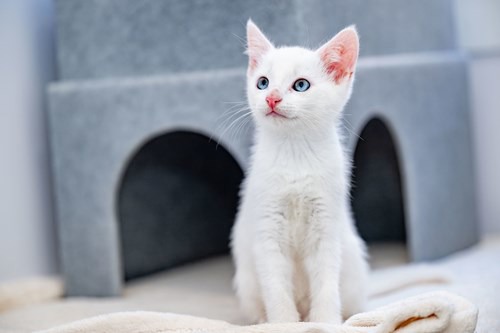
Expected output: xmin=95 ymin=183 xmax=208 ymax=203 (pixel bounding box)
xmin=55 ymin=0 xmax=456 ymax=80
xmin=47 ymin=0 xmax=478 ymax=296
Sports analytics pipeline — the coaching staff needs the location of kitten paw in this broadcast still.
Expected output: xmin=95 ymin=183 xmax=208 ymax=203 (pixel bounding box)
xmin=307 ymin=310 xmax=342 ymax=324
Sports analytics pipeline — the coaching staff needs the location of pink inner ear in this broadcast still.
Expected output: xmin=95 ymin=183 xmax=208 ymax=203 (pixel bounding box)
xmin=319 ymin=28 xmax=359 ymax=83
xmin=248 ymin=56 xmax=259 ymax=72
xmin=246 ymin=20 xmax=273 ymax=73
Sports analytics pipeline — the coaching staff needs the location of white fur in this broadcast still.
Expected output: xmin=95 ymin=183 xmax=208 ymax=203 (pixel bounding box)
xmin=231 ymin=21 xmax=369 ymax=324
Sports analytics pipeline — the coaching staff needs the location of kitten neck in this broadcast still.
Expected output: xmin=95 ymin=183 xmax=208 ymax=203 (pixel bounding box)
xmin=254 ymin=125 xmax=344 ymax=170
xmin=256 ymin=121 xmax=340 ymax=146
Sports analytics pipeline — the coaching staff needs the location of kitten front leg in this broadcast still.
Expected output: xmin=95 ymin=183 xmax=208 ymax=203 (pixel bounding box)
xmin=305 ymin=229 xmax=342 ymax=324
xmin=254 ymin=235 xmax=300 ymax=322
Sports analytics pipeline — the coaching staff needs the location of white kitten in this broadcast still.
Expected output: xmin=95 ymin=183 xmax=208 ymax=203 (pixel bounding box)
xmin=230 ymin=20 xmax=369 ymax=324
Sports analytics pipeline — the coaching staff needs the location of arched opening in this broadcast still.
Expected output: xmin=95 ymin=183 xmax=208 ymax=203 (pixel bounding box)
xmin=350 ymin=118 xmax=407 ymax=258
xmin=117 ymin=131 xmax=243 ymax=280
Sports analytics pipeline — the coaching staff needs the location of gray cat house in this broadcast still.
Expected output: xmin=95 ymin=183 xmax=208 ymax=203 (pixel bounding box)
xmin=49 ymin=0 xmax=478 ymax=296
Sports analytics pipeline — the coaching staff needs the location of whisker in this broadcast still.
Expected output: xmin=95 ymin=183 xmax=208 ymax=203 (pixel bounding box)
xmin=223 ymin=101 xmax=248 ymax=105
xmin=343 ymin=119 xmax=364 ymax=141
xmin=215 ymin=110 xmax=253 ymax=148
xmin=217 ymin=106 xmax=250 ymax=121
xmin=231 ymin=114 xmax=253 ymax=143
xmin=210 ymin=103 xmax=251 ymax=144
xmin=232 ymin=32 xmax=247 ymax=48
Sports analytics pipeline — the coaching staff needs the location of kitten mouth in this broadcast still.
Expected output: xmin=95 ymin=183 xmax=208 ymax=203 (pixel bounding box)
xmin=265 ymin=110 xmax=288 ymax=118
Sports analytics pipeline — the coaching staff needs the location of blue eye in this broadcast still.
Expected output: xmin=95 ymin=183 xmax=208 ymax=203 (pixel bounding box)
xmin=293 ymin=79 xmax=310 ymax=92
xmin=257 ymin=77 xmax=269 ymax=90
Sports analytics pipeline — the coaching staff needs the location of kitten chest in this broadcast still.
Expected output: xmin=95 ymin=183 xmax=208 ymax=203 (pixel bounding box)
xmin=277 ymin=176 xmax=327 ymax=252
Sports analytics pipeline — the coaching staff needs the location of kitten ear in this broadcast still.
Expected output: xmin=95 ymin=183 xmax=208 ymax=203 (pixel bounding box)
xmin=317 ymin=26 xmax=359 ymax=84
xmin=246 ymin=19 xmax=274 ymax=74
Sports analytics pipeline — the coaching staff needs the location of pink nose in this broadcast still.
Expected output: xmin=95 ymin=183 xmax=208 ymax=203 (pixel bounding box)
xmin=266 ymin=93 xmax=282 ymax=110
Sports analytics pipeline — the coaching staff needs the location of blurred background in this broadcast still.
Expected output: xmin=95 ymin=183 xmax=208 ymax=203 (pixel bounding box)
xmin=0 ymin=0 xmax=499 ymax=289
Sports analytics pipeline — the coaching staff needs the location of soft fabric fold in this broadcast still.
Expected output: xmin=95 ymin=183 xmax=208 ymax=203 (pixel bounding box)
xmin=37 ymin=291 xmax=477 ymax=333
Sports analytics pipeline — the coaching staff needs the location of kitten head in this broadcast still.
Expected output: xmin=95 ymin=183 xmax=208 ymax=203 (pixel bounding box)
xmin=245 ymin=20 xmax=359 ymax=135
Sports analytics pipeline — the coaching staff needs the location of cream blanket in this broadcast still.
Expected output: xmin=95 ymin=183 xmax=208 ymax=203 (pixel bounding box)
xmin=37 ymin=291 xmax=477 ymax=333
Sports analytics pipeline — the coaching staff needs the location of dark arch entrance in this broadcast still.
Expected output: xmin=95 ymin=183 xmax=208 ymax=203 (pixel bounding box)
xmin=117 ymin=131 xmax=243 ymax=280
xmin=350 ymin=118 xmax=406 ymax=245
